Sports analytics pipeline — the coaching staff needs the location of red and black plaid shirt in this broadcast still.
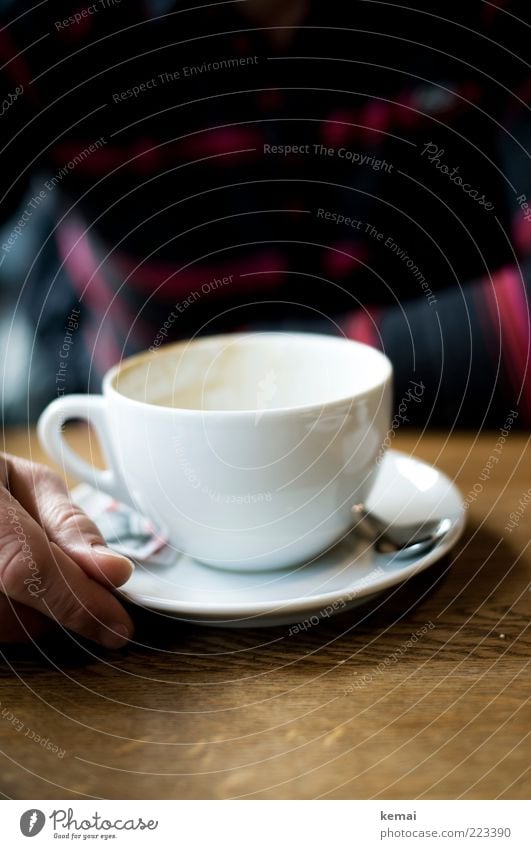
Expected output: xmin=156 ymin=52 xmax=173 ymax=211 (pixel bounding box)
xmin=1 ymin=0 xmax=530 ymax=426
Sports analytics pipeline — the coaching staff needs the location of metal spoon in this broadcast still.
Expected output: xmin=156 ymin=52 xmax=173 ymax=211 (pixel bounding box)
xmin=351 ymin=503 xmax=453 ymax=559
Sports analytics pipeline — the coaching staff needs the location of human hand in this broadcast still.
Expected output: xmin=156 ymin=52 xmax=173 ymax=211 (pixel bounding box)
xmin=0 ymin=452 xmax=134 ymax=648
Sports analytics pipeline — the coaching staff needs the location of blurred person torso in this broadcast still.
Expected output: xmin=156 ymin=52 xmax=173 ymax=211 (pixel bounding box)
xmin=1 ymin=0 xmax=530 ymax=426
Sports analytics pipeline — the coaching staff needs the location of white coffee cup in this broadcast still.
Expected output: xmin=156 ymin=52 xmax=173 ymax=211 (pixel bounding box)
xmin=38 ymin=332 xmax=392 ymax=571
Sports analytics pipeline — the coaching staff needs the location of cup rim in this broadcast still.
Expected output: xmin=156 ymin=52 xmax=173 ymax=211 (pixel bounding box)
xmin=104 ymin=331 xmax=393 ymax=417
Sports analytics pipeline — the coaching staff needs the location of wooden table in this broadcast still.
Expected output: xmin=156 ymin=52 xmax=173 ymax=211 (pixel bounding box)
xmin=0 ymin=425 xmax=529 ymax=800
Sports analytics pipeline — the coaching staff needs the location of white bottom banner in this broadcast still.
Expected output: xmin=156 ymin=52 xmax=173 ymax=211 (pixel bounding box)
xmin=1 ymin=800 xmax=528 ymax=848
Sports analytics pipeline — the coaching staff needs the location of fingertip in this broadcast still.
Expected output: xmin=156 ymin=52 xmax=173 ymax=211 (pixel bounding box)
xmin=91 ymin=545 xmax=134 ymax=586
xmin=99 ymin=621 xmax=133 ymax=650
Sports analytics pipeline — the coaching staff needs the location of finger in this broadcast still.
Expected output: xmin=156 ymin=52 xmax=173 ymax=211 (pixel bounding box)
xmin=0 ymin=593 xmax=55 ymax=644
xmin=3 ymin=455 xmax=133 ymax=588
xmin=0 ymin=494 xmax=134 ymax=649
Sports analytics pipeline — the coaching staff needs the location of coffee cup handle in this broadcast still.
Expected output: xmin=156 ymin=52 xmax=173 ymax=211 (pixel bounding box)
xmin=37 ymin=394 xmax=133 ymax=507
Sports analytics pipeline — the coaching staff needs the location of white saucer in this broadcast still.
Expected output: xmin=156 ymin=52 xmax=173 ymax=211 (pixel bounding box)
xmin=115 ymin=450 xmax=465 ymax=628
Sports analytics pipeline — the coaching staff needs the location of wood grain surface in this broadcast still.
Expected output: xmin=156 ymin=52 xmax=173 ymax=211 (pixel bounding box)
xmin=0 ymin=425 xmax=529 ymax=800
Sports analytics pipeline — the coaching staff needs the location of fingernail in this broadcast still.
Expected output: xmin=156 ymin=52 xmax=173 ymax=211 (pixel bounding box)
xmin=100 ymin=622 xmax=132 ymax=650
xmin=92 ymin=545 xmax=134 ymax=574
